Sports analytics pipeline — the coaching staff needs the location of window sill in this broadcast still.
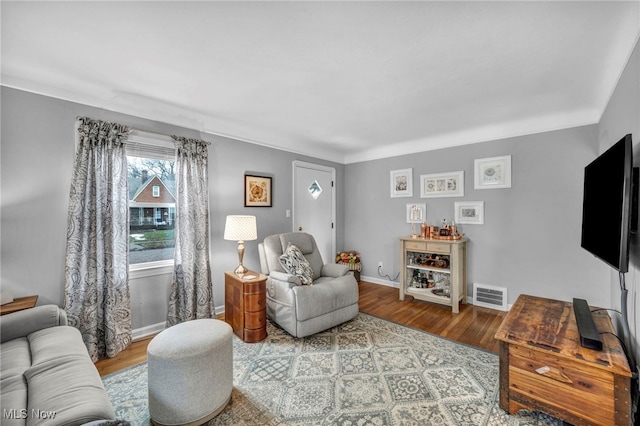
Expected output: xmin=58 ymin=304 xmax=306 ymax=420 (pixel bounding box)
xmin=129 ymin=260 xmax=174 ymax=279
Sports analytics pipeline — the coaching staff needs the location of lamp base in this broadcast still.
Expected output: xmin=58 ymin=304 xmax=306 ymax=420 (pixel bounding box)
xmin=234 ymin=240 xmax=248 ymax=275
xmin=234 ymin=264 xmax=248 ymax=275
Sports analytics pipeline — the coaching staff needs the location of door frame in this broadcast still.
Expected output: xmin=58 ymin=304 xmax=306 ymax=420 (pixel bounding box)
xmin=292 ymin=160 xmax=337 ymax=261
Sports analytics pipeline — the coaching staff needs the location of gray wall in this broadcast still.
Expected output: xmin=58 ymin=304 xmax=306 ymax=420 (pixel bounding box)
xmin=2 ymin=35 xmax=638 ymax=354
xmin=344 ymin=126 xmax=611 ymax=306
xmin=342 ymin=35 xmax=640 ymax=369
xmin=598 ymin=36 xmax=640 ymax=367
xmin=0 ymin=87 xmax=344 ymax=331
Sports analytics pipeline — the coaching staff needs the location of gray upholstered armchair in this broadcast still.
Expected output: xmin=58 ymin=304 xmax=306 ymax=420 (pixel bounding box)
xmin=258 ymin=232 xmax=359 ymax=337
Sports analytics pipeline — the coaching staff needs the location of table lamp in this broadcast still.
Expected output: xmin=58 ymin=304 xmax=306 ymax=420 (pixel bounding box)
xmin=224 ymin=215 xmax=257 ymax=275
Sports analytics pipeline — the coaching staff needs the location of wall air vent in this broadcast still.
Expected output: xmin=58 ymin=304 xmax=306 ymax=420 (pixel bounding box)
xmin=473 ymin=283 xmax=508 ymax=311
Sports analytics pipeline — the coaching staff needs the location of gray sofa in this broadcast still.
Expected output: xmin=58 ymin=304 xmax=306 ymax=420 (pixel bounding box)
xmin=0 ymin=305 xmax=116 ymax=426
xmin=258 ymin=232 xmax=359 ymax=337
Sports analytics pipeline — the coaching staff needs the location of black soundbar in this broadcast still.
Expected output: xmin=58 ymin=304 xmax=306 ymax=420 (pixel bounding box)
xmin=573 ymin=298 xmax=603 ymax=351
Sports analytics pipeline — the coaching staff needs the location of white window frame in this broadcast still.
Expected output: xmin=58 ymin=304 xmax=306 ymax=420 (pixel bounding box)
xmin=127 ymin=130 xmax=176 ymax=276
xmin=152 ymin=185 xmax=160 ymax=197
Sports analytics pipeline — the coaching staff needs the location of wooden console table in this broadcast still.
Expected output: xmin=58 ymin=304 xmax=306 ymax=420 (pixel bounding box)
xmin=224 ymin=271 xmax=267 ymax=343
xmin=398 ymin=237 xmax=467 ymax=313
xmin=495 ymin=294 xmax=632 ymax=425
xmin=0 ymin=295 xmax=38 ymax=315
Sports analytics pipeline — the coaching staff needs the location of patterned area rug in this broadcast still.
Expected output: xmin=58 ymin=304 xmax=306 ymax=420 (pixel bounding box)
xmin=102 ymin=313 xmax=563 ymax=425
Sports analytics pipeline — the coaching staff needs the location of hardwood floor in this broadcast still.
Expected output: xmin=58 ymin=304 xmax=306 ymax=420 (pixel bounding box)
xmin=95 ymin=281 xmax=506 ymax=376
xmin=357 ymin=281 xmax=506 ymax=353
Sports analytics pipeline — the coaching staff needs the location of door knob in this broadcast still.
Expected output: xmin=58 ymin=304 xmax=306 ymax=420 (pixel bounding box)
xmin=298 ymin=226 xmax=303 ymax=231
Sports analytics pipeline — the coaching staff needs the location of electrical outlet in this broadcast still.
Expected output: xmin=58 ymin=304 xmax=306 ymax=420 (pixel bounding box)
xmin=378 ymin=261 xmax=383 ymax=268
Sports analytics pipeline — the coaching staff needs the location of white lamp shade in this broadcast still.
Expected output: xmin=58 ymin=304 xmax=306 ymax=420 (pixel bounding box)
xmin=224 ymin=215 xmax=257 ymax=241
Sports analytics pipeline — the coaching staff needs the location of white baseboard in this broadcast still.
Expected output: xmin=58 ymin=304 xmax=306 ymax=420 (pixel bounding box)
xmin=362 ymin=278 xmax=480 ymax=306
xmin=132 ymin=322 xmax=166 ymax=341
xmin=360 ymin=275 xmax=399 ymax=288
xmin=215 ymin=305 xmax=225 ymax=316
xmin=131 ymin=305 xmax=226 ymax=341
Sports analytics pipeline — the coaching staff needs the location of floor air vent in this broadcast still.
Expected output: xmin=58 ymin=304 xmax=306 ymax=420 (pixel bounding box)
xmin=473 ymin=283 xmax=508 ymax=311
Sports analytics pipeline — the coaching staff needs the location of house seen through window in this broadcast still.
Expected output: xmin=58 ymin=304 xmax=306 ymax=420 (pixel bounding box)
xmin=127 ymin=155 xmax=176 ymax=265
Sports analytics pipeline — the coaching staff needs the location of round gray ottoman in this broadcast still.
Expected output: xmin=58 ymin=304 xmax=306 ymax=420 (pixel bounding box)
xmin=147 ymin=319 xmax=233 ymax=426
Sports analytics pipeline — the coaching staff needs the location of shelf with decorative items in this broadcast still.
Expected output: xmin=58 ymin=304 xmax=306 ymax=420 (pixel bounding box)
xmin=336 ymin=250 xmax=361 ymax=281
xmin=399 ymin=232 xmax=467 ymax=313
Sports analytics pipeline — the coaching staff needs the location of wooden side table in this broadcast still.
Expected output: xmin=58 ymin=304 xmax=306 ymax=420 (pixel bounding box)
xmin=0 ymin=295 xmax=38 ymax=315
xmin=224 ymin=271 xmax=267 ymax=343
xmin=495 ymin=294 xmax=632 ymax=425
xmin=399 ymin=237 xmax=467 ymax=313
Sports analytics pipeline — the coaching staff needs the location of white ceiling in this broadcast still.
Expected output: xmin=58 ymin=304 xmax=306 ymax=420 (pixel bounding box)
xmin=2 ymin=1 xmax=639 ymax=164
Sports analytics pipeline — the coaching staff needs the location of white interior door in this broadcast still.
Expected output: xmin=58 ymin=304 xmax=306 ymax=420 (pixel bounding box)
xmin=293 ymin=161 xmax=336 ymax=264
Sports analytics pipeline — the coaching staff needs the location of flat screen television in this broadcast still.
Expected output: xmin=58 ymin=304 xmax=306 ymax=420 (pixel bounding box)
xmin=581 ymin=133 xmax=637 ymax=273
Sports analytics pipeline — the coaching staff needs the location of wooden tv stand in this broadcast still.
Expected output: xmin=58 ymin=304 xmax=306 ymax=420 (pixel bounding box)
xmin=495 ymin=294 xmax=632 ymax=426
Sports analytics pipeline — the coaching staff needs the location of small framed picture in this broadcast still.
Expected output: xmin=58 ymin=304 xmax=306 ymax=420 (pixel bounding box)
xmin=474 ymin=155 xmax=511 ymax=189
xmin=454 ymin=201 xmax=484 ymax=225
xmin=245 ymin=175 xmax=272 ymax=207
xmin=406 ymin=203 xmax=426 ymax=223
xmin=390 ymin=168 xmax=413 ymax=198
xmin=420 ymin=171 xmax=464 ymax=198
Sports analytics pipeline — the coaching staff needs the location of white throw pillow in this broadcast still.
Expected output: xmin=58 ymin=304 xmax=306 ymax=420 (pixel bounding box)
xmin=279 ymin=244 xmax=314 ymax=285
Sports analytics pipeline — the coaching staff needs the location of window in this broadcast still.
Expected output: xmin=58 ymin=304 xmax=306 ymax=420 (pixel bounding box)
xmin=127 ymin=131 xmax=176 ymax=267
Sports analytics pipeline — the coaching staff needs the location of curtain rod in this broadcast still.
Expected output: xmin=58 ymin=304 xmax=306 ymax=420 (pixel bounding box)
xmin=130 ymin=128 xmax=211 ymax=145
xmin=76 ymin=116 xmax=210 ymax=145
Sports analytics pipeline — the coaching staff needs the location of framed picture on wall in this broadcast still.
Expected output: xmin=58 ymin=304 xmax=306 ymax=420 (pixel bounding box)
xmin=406 ymin=203 xmax=426 ymax=223
xmin=390 ymin=168 xmax=413 ymax=198
xmin=245 ymin=175 xmax=272 ymax=207
xmin=474 ymin=155 xmax=512 ymax=189
xmin=454 ymin=201 xmax=484 ymax=224
xmin=420 ymin=171 xmax=464 ymax=198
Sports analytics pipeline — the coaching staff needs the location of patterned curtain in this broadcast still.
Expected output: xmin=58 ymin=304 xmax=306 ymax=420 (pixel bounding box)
xmin=64 ymin=117 xmax=132 ymax=362
xmin=167 ymin=136 xmax=214 ymax=326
